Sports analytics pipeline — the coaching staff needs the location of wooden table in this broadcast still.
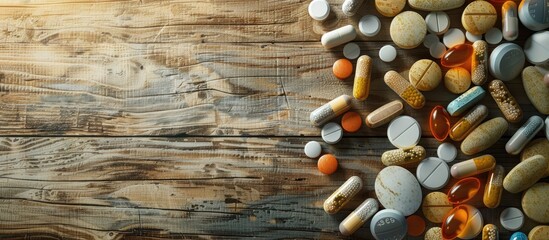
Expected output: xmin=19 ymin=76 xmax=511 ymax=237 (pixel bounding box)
xmin=0 ymin=1 xmax=547 ymax=239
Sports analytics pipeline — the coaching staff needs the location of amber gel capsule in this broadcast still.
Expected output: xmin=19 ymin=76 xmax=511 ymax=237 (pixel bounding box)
xmin=442 ymin=205 xmax=483 ymax=239
xmin=429 ymin=105 xmax=451 ymax=141
xmin=483 ymin=165 xmax=505 ymax=208
xmin=441 ymin=44 xmax=474 ymax=68
xmin=353 ymin=55 xmax=372 ymax=101
xmin=448 ymin=177 xmax=481 ymax=204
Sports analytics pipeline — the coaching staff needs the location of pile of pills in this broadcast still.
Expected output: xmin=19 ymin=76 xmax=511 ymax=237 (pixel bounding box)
xmin=306 ymin=0 xmax=549 ymax=239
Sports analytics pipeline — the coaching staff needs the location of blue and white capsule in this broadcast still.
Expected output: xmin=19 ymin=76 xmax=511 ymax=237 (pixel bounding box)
xmin=447 ymin=86 xmax=486 ymax=116
xmin=506 ymin=115 xmax=545 ymax=155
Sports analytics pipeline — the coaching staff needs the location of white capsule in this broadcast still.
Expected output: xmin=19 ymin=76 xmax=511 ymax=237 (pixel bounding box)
xmin=502 ymin=1 xmax=519 ymax=41
xmin=505 ymin=115 xmax=545 ymax=155
xmin=342 ymin=0 xmax=364 ymax=17
xmin=339 ymin=198 xmax=378 ymax=236
xmin=321 ymin=25 xmax=357 ymax=49
xmin=324 ymin=176 xmax=363 ymax=214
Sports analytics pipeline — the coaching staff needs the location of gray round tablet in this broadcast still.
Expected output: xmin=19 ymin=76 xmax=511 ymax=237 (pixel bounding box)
xmin=437 ymin=142 xmax=457 ymax=163
xmin=370 ymin=209 xmax=407 ymax=240
xmin=416 ymin=157 xmax=450 ymax=190
xmin=489 ymin=43 xmax=525 ymax=82
xmin=500 ymin=207 xmax=524 ymax=231
xmin=343 ymin=43 xmax=360 ymax=60
xmin=304 ymin=141 xmax=322 ymax=158
xmin=321 ymin=122 xmax=343 ymax=144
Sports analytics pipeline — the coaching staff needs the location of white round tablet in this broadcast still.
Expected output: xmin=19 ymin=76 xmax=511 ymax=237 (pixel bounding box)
xmin=416 ymin=157 xmax=450 ymax=190
xmin=485 ymin=28 xmax=503 ymax=45
xmin=500 ymin=207 xmax=524 ymax=231
xmin=304 ymin=141 xmax=322 ymax=158
xmin=437 ymin=142 xmax=457 ymax=163
xmin=423 ymin=33 xmax=440 ymax=48
xmin=379 ymin=45 xmax=397 ymax=63
xmin=466 ymin=31 xmax=483 ymax=42
xmin=430 ymin=42 xmax=446 ymax=59
xmin=425 ymin=12 xmax=450 ymax=35
xmin=343 ymin=43 xmax=360 ymax=60
xmin=387 ymin=116 xmax=421 ymax=149
xmin=359 ymin=15 xmax=381 ymax=37
xmin=321 ymin=122 xmax=343 ymax=144
xmin=308 ymin=0 xmax=330 ymax=21
xmin=524 ymin=31 xmax=549 ymax=65
xmin=443 ymin=28 xmax=465 ymax=48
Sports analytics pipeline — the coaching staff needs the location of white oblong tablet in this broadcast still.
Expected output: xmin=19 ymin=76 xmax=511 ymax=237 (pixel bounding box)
xmin=416 ymin=157 xmax=450 ymax=190
xmin=308 ymin=0 xmax=330 ymax=21
xmin=387 ymin=116 xmax=421 ymax=149
xmin=500 ymin=207 xmax=524 ymax=231
xmin=425 ymin=12 xmax=450 ymax=35
xmin=485 ymin=28 xmax=503 ymax=45
xmin=524 ymin=31 xmax=549 ymax=65
xmin=379 ymin=45 xmax=397 ymax=62
xmin=443 ymin=28 xmax=465 ymax=48
xmin=437 ymin=142 xmax=457 ymax=163
xmin=321 ymin=122 xmax=343 ymax=144
xmin=430 ymin=42 xmax=446 ymax=59
xmin=423 ymin=33 xmax=439 ymax=48
xmin=359 ymin=15 xmax=381 ymax=37
xmin=466 ymin=31 xmax=483 ymax=43
xmin=304 ymin=141 xmax=322 ymax=158
xmin=343 ymin=43 xmax=360 ymax=60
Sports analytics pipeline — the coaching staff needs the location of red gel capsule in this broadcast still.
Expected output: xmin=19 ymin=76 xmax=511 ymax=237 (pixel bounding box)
xmin=429 ymin=105 xmax=451 ymax=141
xmin=447 ymin=177 xmax=481 ymax=204
xmin=441 ymin=44 xmax=474 ymax=68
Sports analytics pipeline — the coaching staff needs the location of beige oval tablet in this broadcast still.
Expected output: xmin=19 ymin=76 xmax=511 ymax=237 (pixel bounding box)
xmin=462 ymin=1 xmax=497 ymax=35
xmin=390 ymin=11 xmax=427 ymax=49
xmin=365 ymin=100 xmax=404 ymax=128
xmin=504 ymin=155 xmax=548 ymax=193
xmin=529 ymin=225 xmax=549 ymax=240
xmin=409 ymin=59 xmax=442 ymax=91
xmin=461 ymin=117 xmax=508 ymax=155
xmin=422 ymin=192 xmax=453 ymax=223
xmin=408 ymin=0 xmax=464 ymax=11
xmin=523 ymin=66 xmax=549 ymax=114
xmin=375 ymin=0 xmax=406 ymax=17
xmin=522 ymin=182 xmax=549 ymax=223
xmin=521 ymin=138 xmax=549 ymax=177
xmin=444 ymin=67 xmax=471 ymax=94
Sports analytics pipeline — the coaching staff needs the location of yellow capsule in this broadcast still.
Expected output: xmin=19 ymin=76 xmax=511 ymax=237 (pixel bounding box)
xmin=483 ymin=165 xmax=505 ymax=208
xmin=353 ymin=55 xmax=372 ymax=101
xmin=449 ymin=105 xmax=488 ymax=141
xmin=310 ymin=95 xmax=352 ymax=126
xmin=450 ymin=154 xmax=496 ymax=179
xmin=384 ymin=70 xmax=425 ymax=109
xmin=482 ymin=224 xmax=499 ymax=240
xmin=381 ymin=146 xmax=426 ymax=166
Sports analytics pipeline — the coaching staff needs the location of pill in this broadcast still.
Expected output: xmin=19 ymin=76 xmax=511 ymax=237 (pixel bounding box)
xmin=409 ymin=59 xmax=442 ymax=91
xmin=370 ymin=209 xmax=407 ymax=240
xmin=375 ymin=0 xmax=406 ymax=17
xmin=449 ymin=105 xmax=488 ymax=141
xmin=321 ymin=25 xmax=357 ymax=49
xmin=365 ymin=100 xmax=404 ymax=128
xmin=462 ymin=1 xmax=497 ymax=35
xmin=430 ymin=42 xmax=447 ymax=59
xmin=500 ymin=207 xmax=524 ymax=231
xmin=318 ymin=154 xmax=338 ymax=175
xmin=406 ymin=215 xmax=426 ymax=237
xmin=425 ymin=227 xmax=443 ymax=240
xmin=524 ymin=31 xmax=549 ymax=65
xmin=447 ymin=177 xmax=480 ymax=204
xmin=490 ymin=43 xmax=525 ymax=82
xmin=545 ymin=73 xmax=549 ymax=87
xmin=353 ymin=55 xmax=372 ymax=100
xmin=518 ymin=0 xmax=549 ymax=31
xmin=461 ymin=117 xmax=508 ymax=155
xmin=308 ymin=0 xmax=330 ymax=21
xmin=429 ymin=105 xmax=450 ymax=141
xmin=482 ymin=224 xmax=499 ymax=240
xmin=379 ymin=45 xmax=397 ymax=62
xmin=342 ymin=0 xmax=364 ymax=16
xmin=510 ymin=232 xmax=528 ymax=240
xmin=447 ymin=86 xmax=486 ymax=116
xmin=483 ymin=165 xmax=505 ymax=209
xmin=425 ymin=11 xmax=450 ymax=35
xmin=466 ymin=31 xmax=482 ymax=43
xmin=506 ymin=115 xmax=545 ymax=155
xmin=451 ymin=154 xmax=496 ymax=179
xmin=442 ymin=205 xmax=483 ymax=240
xmin=485 ymin=27 xmax=503 ymax=45
xmin=521 ymin=138 xmax=549 ymax=177
xmin=437 ymin=142 xmax=457 ymax=163
xmin=547 ymin=117 xmax=549 ymax=140
xmin=381 ymin=146 xmax=426 ymax=166
xmin=502 ymin=1 xmax=519 ymax=41
xmin=387 ymin=116 xmax=421 ymax=149
xmin=471 ymin=40 xmax=488 ymax=85
xmin=503 ymin=154 xmax=548 ymax=193
xmin=310 ymin=95 xmax=352 ymax=126
xmin=529 ymin=225 xmax=549 ymax=240
xmin=384 ymin=71 xmax=426 ymax=109
xmin=358 ymin=15 xmax=381 ymax=37
xmin=444 ymin=67 xmax=471 ymax=94
xmin=488 ymin=79 xmax=523 ymax=123
xmin=304 ymin=141 xmax=322 ymax=158
xmin=416 ymin=157 xmax=450 ymax=190
xmin=522 ymin=182 xmax=549 ymax=224
xmin=408 ymin=0 xmax=465 ymax=11
xmin=423 ymin=33 xmax=439 ymax=48
xmin=422 ymin=192 xmax=453 ymax=224
xmin=443 ymin=28 xmax=465 ymax=48
xmin=333 ymin=59 xmax=353 ymax=80
xmin=522 ymin=66 xmax=549 ymax=114
xmin=339 ymin=198 xmax=378 ymax=236
xmin=375 ymin=166 xmax=422 ymax=216
xmin=441 ymin=43 xmax=473 ymax=68
xmin=321 ymin=122 xmax=343 ymax=144
xmin=323 ymin=176 xmax=361 ymax=214
xmin=343 ymin=43 xmax=360 ymax=60
xmin=390 ymin=11 xmax=427 ymax=49
xmin=341 ymin=111 xmax=362 ymax=133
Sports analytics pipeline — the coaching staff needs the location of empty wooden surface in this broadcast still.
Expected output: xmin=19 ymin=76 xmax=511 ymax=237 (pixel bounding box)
xmin=0 ymin=0 xmax=547 ymax=239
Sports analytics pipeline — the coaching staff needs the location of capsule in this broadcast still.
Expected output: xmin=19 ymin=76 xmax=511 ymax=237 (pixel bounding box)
xmin=448 ymin=177 xmax=481 ymax=204
xmin=323 ymin=176 xmax=363 ymax=214
xmin=429 ymin=105 xmax=451 ymax=141
xmin=310 ymin=95 xmax=352 ymax=126
xmin=449 ymin=105 xmax=489 ymax=141
xmin=353 ymin=55 xmax=372 ymax=101
xmin=384 ymin=70 xmax=425 ymax=109
xmin=483 ymin=165 xmax=505 ymax=209
xmin=342 ymin=0 xmax=364 ymax=17
xmin=510 ymin=232 xmax=528 ymax=240
xmin=441 ymin=44 xmax=474 ymax=68
xmin=471 ymin=40 xmax=488 ymax=85
xmin=488 ymin=79 xmax=522 ymax=123
xmin=365 ymin=100 xmax=404 ymax=128
xmin=506 ymin=115 xmax=545 ymax=155
xmin=442 ymin=205 xmax=483 ymax=240
xmin=451 ymin=154 xmax=496 ymax=179
xmin=339 ymin=198 xmax=378 ymax=236
xmin=381 ymin=146 xmax=426 ymax=166
xmin=447 ymin=86 xmax=486 ymax=116
xmin=482 ymin=224 xmax=499 ymax=240
xmin=321 ymin=25 xmax=357 ymax=49
xmin=502 ymin=1 xmax=519 ymax=41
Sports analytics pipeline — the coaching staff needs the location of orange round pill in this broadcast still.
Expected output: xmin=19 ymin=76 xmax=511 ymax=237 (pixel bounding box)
xmin=318 ymin=154 xmax=338 ymax=175
xmin=333 ymin=59 xmax=353 ymax=80
xmin=406 ymin=215 xmax=426 ymax=237
xmin=341 ymin=111 xmax=362 ymax=133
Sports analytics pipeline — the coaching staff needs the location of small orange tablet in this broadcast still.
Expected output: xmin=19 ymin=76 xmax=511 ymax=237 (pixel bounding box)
xmin=318 ymin=154 xmax=338 ymax=175
xmin=333 ymin=59 xmax=353 ymax=80
xmin=406 ymin=215 xmax=426 ymax=237
xmin=341 ymin=111 xmax=362 ymax=132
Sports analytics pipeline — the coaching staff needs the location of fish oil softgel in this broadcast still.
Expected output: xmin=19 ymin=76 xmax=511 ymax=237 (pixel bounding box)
xmin=324 ymin=176 xmax=362 ymax=214
xmin=310 ymin=95 xmax=352 ymax=126
xmin=441 ymin=44 xmax=474 ymax=68
xmin=451 ymin=154 xmax=496 ymax=179
xmin=483 ymin=165 xmax=505 ymax=208
xmin=429 ymin=105 xmax=451 ymax=141
xmin=449 ymin=105 xmax=488 ymax=141
xmin=442 ymin=204 xmax=483 ymax=239
xmin=447 ymin=177 xmax=481 ymax=204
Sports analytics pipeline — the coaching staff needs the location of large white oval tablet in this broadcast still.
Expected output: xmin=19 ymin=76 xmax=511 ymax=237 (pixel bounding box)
xmin=437 ymin=142 xmax=457 ymax=163
xmin=375 ymin=166 xmax=422 ymax=216
xmin=524 ymin=31 xmax=549 ymax=65
xmin=485 ymin=28 xmax=503 ymax=45
xmin=304 ymin=141 xmax=322 ymax=158
xmin=370 ymin=209 xmax=407 ymax=240
xmin=430 ymin=42 xmax=447 ymax=59
xmin=416 ymin=157 xmax=450 ymax=190
xmin=343 ymin=43 xmax=360 ymax=60
xmin=359 ymin=15 xmax=381 ymax=37
xmin=425 ymin=12 xmax=450 ymax=35
xmin=308 ymin=0 xmax=330 ymax=21
xmin=443 ymin=28 xmax=465 ymax=48
xmin=387 ymin=116 xmax=421 ymax=149
xmin=423 ymin=33 xmax=440 ymax=48
xmin=500 ymin=207 xmax=524 ymax=231
xmin=321 ymin=122 xmax=343 ymax=144
xmin=466 ymin=31 xmax=483 ymax=42
xmin=379 ymin=45 xmax=397 ymax=63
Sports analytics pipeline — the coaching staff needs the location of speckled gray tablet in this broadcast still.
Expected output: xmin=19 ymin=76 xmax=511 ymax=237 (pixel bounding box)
xmin=416 ymin=157 xmax=450 ymax=190
xmin=489 ymin=43 xmax=525 ymax=82
xmin=437 ymin=142 xmax=457 ymax=163
xmin=321 ymin=122 xmax=343 ymax=144
xmin=304 ymin=141 xmax=322 ymax=158
xmin=500 ymin=207 xmax=524 ymax=231
xmin=370 ymin=209 xmax=407 ymax=240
